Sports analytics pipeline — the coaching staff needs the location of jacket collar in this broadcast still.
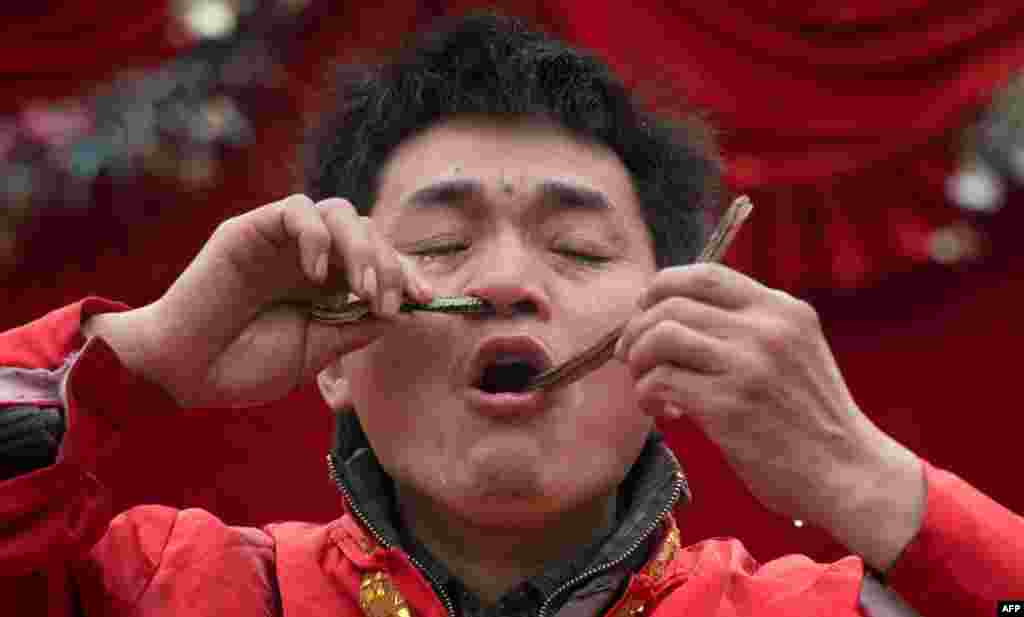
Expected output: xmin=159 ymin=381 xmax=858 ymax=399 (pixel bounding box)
xmin=328 ymin=410 xmax=691 ymax=615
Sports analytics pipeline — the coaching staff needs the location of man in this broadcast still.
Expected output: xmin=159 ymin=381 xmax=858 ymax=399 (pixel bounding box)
xmin=1 ymin=11 xmax=1021 ymax=617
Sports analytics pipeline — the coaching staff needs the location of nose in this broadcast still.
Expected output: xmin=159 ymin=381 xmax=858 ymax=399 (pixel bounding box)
xmin=468 ymin=290 xmax=540 ymax=319
xmin=466 ymin=284 xmax=545 ymax=320
xmin=457 ymin=231 xmax=554 ymax=322
xmin=462 ymin=250 xmax=552 ymax=322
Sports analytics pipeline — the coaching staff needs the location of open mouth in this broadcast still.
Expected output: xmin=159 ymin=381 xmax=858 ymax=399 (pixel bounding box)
xmin=468 ymin=335 xmax=552 ymax=396
xmin=474 ymin=359 xmax=542 ymax=394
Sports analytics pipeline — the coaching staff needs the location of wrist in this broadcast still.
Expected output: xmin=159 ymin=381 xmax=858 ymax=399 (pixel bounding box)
xmin=82 ymin=305 xmax=169 ymax=392
xmin=824 ymin=429 xmax=926 ymax=574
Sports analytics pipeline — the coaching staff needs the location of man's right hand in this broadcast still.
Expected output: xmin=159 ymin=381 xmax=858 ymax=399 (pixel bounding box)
xmin=82 ymin=195 xmax=434 ymax=408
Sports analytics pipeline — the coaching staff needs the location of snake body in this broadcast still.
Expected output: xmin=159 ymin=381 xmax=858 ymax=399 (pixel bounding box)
xmin=309 ymin=195 xmax=753 ymax=390
xmin=310 ymin=295 xmax=490 ymax=324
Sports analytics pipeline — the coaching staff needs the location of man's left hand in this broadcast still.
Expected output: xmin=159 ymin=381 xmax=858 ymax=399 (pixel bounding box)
xmin=613 ymin=263 xmax=926 ymax=572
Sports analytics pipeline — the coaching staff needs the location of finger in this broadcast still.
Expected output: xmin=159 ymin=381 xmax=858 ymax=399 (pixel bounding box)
xmin=317 ymin=198 xmax=377 ymax=304
xmin=279 ymin=196 xmax=331 ymax=284
xmin=365 ymin=222 xmax=409 ymax=318
xmin=633 ymin=364 xmax=709 ymax=419
xmin=623 ymin=319 xmax=730 ymax=379
xmin=307 ymin=315 xmax=396 ymax=371
xmin=640 ymin=263 xmax=766 ymax=312
xmin=397 ymin=253 xmax=435 ymax=304
xmin=615 ymin=295 xmax=742 ymax=362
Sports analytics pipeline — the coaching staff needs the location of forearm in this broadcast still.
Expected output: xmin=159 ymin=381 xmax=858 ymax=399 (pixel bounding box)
xmin=1 ymin=339 xmax=108 ymax=577
xmin=885 ymin=460 xmax=1024 ymax=614
xmin=1 ymin=300 xmax=181 ymax=574
xmin=822 ymin=428 xmax=927 ymax=575
xmin=82 ymin=307 xmax=162 ymax=383
xmin=81 ymin=305 xmax=185 ymax=406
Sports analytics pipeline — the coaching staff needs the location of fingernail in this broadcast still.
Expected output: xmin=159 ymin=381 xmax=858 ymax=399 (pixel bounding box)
xmin=315 ymin=254 xmax=328 ymax=283
xmin=362 ymin=266 xmax=377 ymax=301
xmin=613 ymin=337 xmax=625 ymax=360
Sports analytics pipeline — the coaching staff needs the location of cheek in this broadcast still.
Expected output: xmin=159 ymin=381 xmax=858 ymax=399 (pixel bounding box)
xmin=567 ymin=365 xmax=652 ymax=453
xmin=352 ymin=324 xmax=453 ymax=392
xmin=345 ymin=327 xmax=457 ymax=439
xmin=347 ymin=348 xmax=438 ymax=480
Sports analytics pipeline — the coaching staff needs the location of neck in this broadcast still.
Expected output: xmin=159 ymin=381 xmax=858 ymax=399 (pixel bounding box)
xmin=395 ymin=485 xmax=620 ymax=607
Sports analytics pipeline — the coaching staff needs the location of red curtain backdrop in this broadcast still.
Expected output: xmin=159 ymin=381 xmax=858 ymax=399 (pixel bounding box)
xmin=561 ymin=1 xmax=1024 ymax=292
xmin=0 ymin=3 xmax=189 ymax=114
xmin=3 ymin=1 xmax=1023 ymax=565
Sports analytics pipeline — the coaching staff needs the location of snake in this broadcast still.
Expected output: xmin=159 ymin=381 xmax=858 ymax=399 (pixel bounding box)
xmin=309 ymin=195 xmax=753 ymax=390
xmin=309 ymin=294 xmax=490 ymax=325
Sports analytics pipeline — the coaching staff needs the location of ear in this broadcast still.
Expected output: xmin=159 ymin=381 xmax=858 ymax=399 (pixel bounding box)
xmin=317 ymin=357 xmax=353 ymax=412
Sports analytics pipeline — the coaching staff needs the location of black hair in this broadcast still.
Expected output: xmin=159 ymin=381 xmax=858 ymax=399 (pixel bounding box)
xmin=306 ymin=10 xmax=720 ymax=268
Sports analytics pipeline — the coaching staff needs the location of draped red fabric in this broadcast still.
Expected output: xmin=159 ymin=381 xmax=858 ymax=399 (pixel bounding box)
xmin=557 ymin=0 xmax=1024 ymax=291
xmin=0 ymin=3 xmax=188 ymax=113
xmin=3 ymin=1 xmax=1024 ymax=569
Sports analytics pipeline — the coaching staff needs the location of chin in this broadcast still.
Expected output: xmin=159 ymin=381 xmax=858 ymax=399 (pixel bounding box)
xmin=447 ymin=493 xmax=568 ymax=530
xmin=439 ymin=467 xmax=604 ymax=531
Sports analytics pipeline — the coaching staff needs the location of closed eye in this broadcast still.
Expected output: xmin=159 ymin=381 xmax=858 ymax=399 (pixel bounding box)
xmin=557 ymin=249 xmax=611 ymax=266
xmin=412 ymin=243 xmax=470 ymax=258
xmin=411 ymin=243 xmax=611 ymax=267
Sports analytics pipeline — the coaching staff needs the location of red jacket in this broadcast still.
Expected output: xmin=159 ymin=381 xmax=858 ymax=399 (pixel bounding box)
xmin=1 ymin=299 xmax=1022 ymax=616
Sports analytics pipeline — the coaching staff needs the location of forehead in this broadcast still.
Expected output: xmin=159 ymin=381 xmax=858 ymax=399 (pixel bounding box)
xmin=373 ymin=116 xmax=642 ymax=222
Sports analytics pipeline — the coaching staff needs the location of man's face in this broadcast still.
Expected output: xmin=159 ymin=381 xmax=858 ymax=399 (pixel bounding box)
xmin=324 ymin=115 xmax=658 ymax=529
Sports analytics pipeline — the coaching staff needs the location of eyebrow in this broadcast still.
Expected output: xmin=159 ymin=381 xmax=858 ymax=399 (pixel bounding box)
xmin=402 ymin=178 xmax=613 ymax=214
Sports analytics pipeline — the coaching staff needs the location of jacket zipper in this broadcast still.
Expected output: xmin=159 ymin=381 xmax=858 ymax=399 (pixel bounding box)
xmin=327 ymin=454 xmax=458 ymax=617
xmin=536 ymin=446 xmax=687 ymax=617
xmin=329 ymin=447 xmax=687 ymax=617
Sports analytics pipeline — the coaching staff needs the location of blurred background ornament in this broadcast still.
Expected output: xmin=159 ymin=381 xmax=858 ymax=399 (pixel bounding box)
xmin=946 ymin=156 xmax=1005 ymax=214
xmin=976 ymin=72 xmax=1024 ymax=190
xmin=0 ymin=0 xmax=317 ymax=271
xmin=180 ymin=0 xmax=242 ymax=40
xmin=948 ymin=71 xmax=1024 ymax=214
xmin=928 ymin=221 xmax=989 ymax=266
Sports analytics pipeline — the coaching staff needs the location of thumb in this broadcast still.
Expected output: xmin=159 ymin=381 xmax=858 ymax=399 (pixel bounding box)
xmin=307 ymin=316 xmax=395 ymax=377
